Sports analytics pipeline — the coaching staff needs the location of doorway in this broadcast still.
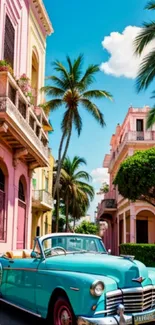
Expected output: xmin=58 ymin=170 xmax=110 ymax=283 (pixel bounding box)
xmin=136 ymin=220 xmax=148 ymax=243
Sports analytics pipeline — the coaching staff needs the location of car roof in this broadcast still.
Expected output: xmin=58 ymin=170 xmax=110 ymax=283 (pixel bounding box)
xmin=38 ymin=233 xmax=101 ymax=241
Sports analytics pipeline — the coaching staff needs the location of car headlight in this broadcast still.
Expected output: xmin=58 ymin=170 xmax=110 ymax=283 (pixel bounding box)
xmin=90 ymin=280 xmax=105 ymax=297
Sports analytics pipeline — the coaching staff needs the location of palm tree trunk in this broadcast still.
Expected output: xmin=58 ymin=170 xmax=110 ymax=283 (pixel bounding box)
xmin=53 ymin=127 xmax=72 ymax=200
xmin=65 ymin=195 xmax=69 ymax=232
xmin=53 ymin=132 xmax=66 ymax=198
xmin=55 ymin=187 xmax=60 ymax=232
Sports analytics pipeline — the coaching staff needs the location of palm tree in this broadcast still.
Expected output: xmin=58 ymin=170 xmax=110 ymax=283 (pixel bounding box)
xmin=41 ymin=55 xmax=112 ymax=201
xmin=134 ymin=1 xmax=155 ymax=91
xmin=134 ymin=0 xmax=155 ymax=127
xmin=60 ymin=156 xmax=94 ymax=231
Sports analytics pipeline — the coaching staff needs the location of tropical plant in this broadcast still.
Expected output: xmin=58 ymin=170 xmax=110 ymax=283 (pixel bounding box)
xmin=60 ymin=156 xmax=95 ymax=231
xmin=75 ymin=221 xmax=98 ymax=235
xmin=113 ymin=147 xmax=155 ymax=206
xmin=41 ymin=55 xmax=112 ymax=202
xmin=134 ymin=1 xmax=155 ymax=91
xmin=134 ymin=1 xmax=155 ymax=127
xmin=97 ymin=182 xmax=109 ymax=195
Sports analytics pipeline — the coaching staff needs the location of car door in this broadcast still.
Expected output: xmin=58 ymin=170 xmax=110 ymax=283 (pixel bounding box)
xmin=4 ymin=257 xmax=40 ymax=312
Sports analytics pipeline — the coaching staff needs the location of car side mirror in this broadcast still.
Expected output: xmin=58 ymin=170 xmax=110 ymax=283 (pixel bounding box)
xmin=31 ymin=251 xmax=40 ymax=259
xmin=108 ymin=249 xmax=111 ymax=255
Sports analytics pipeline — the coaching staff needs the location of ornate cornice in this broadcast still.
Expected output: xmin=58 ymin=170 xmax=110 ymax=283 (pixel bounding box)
xmin=32 ymin=0 xmax=53 ymax=35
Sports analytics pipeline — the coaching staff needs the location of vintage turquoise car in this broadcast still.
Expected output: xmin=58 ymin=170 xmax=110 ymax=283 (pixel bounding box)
xmin=0 ymin=233 xmax=155 ymax=325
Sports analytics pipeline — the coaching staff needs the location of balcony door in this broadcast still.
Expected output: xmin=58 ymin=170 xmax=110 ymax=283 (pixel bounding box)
xmin=136 ymin=119 xmax=144 ymax=140
xmin=17 ymin=179 xmax=26 ymax=249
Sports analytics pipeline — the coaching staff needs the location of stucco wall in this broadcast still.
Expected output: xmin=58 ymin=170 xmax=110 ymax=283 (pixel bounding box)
xmin=27 ymin=10 xmax=46 ymax=105
xmin=0 ymin=143 xmax=31 ymax=252
xmin=0 ymin=0 xmax=29 ymax=77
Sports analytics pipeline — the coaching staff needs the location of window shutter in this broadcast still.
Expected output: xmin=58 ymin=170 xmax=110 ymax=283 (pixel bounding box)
xmin=4 ymin=15 xmax=15 ymax=68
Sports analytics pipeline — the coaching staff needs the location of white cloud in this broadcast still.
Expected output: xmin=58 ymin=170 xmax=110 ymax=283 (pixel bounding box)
xmin=100 ymin=25 xmax=155 ymax=79
xmin=91 ymin=167 xmax=109 ymax=184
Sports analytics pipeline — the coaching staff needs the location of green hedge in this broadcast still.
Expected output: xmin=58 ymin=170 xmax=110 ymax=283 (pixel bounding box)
xmin=120 ymin=244 xmax=155 ymax=267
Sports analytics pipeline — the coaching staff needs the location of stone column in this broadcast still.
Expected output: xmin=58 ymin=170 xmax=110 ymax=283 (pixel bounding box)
xmin=130 ymin=203 xmax=136 ymax=243
xmin=123 ymin=211 xmax=126 ymax=243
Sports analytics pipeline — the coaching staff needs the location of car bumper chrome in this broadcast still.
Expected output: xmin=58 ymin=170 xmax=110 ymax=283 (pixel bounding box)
xmin=77 ymin=314 xmax=132 ymax=325
xmin=77 ymin=307 xmax=155 ymax=324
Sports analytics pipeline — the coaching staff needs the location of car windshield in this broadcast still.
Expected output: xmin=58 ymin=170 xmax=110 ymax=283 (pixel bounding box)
xmin=42 ymin=235 xmax=107 ymax=256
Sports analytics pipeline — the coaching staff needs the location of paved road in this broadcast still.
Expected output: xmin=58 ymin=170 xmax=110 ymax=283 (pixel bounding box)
xmin=0 ymin=303 xmax=45 ymax=325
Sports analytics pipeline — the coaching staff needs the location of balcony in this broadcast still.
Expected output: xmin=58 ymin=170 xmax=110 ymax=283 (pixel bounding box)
xmin=97 ymin=190 xmax=117 ymax=219
xmin=0 ymin=71 xmax=49 ymax=167
xmin=108 ymin=131 xmax=155 ymax=171
xmin=32 ymin=190 xmax=53 ymax=210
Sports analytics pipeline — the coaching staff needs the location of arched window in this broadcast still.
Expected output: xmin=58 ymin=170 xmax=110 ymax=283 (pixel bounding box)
xmin=0 ymin=168 xmax=5 ymax=192
xmin=18 ymin=180 xmax=25 ymax=202
xmin=31 ymin=48 xmax=39 ymax=105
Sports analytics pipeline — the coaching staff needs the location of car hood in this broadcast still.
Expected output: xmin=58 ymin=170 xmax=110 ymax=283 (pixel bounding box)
xmin=45 ymin=253 xmax=153 ymax=288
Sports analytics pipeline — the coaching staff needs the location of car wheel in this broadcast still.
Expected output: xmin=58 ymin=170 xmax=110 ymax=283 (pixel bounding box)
xmin=53 ymin=296 xmax=76 ymax=325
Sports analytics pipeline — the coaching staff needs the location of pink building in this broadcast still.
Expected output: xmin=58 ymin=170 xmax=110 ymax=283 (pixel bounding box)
xmin=97 ymin=106 xmax=155 ymax=255
xmin=0 ymin=0 xmax=53 ymax=252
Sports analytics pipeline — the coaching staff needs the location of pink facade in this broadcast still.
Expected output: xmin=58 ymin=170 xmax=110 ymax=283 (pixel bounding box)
xmin=98 ymin=106 xmax=155 ymax=255
xmin=0 ymin=0 xmax=29 ymax=78
xmin=0 ymin=0 xmax=52 ymax=252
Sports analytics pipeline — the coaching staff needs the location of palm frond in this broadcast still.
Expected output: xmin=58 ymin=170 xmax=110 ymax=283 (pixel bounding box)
xmin=80 ymin=98 xmax=105 ymax=127
xmin=71 ymin=156 xmax=87 ymax=173
xmin=151 ymin=90 xmax=155 ymax=98
xmin=74 ymin=171 xmax=91 ymax=182
xmin=66 ymin=56 xmax=73 ymax=75
xmin=134 ymin=22 xmax=155 ymax=55
xmin=53 ymin=60 xmax=71 ymax=82
xmin=136 ymin=49 xmax=155 ymax=91
xmin=145 ymin=1 xmax=155 ymax=10
xmin=72 ymin=54 xmax=83 ymax=82
xmin=41 ymin=86 xmax=64 ymax=97
xmin=76 ymin=181 xmax=95 ymax=200
xmin=73 ymin=109 xmax=82 ymax=136
xmin=61 ymin=109 xmax=73 ymax=134
xmin=82 ymin=89 xmax=113 ymax=100
xmin=41 ymin=99 xmax=63 ymax=112
xmin=45 ymin=75 xmax=67 ymax=90
xmin=146 ymin=106 xmax=155 ymax=128
xmin=79 ymin=65 xmax=99 ymax=90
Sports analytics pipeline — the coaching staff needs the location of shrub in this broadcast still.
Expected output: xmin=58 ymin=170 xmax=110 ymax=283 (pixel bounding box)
xmin=120 ymin=243 xmax=155 ymax=267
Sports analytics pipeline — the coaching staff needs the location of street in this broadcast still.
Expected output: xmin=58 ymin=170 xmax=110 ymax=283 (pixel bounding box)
xmin=0 ymin=303 xmax=44 ymax=325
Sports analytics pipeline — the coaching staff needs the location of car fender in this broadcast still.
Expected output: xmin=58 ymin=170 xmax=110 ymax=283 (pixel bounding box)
xmin=35 ymin=269 xmax=117 ymax=318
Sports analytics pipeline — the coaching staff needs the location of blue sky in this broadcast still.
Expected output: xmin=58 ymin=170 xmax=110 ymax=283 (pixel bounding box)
xmin=43 ymin=0 xmax=155 ymax=219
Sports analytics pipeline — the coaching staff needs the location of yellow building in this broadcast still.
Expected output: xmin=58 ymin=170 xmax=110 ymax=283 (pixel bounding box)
xmin=31 ymin=150 xmax=54 ymax=244
xmin=25 ymin=0 xmax=54 ymax=244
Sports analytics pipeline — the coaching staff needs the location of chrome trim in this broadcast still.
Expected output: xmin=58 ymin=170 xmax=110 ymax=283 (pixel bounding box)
xmin=122 ymin=285 xmax=153 ymax=294
xmin=0 ymin=298 xmax=41 ymax=317
xmin=70 ymin=287 xmax=80 ymax=291
xmin=106 ymin=285 xmax=155 ymax=316
xmin=90 ymin=280 xmax=104 ymax=297
xmin=3 ymin=267 xmax=37 ymax=272
xmin=94 ymin=310 xmax=107 ymax=315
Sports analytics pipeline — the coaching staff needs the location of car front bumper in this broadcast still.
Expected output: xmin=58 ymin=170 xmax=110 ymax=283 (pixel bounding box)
xmin=77 ymin=307 xmax=155 ymax=324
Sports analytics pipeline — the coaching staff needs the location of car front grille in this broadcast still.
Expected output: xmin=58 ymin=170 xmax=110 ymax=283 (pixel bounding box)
xmin=106 ymin=285 xmax=155 ymax=315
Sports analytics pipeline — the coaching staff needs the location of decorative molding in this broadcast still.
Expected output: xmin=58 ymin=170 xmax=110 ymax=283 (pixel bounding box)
xmin=32 ymin=0 xmax=53 ymax=35
xmin=14 ymin=148 xmax=28 ymax=159
xmin=29 ymin=162 xmax=39 ymax=170
xmin=0 ymin=123 xmax=8 ymax=133
xmin=13 ymin=158 xmax=20 ymax=168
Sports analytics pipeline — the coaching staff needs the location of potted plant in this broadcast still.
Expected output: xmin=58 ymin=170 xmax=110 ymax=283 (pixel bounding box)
xmin=17 ymin=74 xmax=32 ymax=102
xmin=0 ymin=60 xmax=13 ymax=74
